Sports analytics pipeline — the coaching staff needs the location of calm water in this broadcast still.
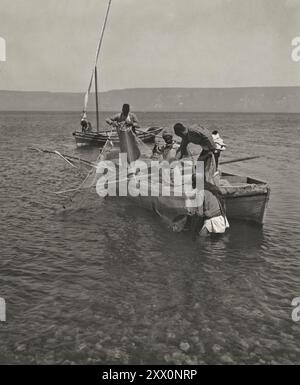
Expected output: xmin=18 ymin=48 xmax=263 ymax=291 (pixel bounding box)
xmin=0 ymin=111 xmax=299 ymax=364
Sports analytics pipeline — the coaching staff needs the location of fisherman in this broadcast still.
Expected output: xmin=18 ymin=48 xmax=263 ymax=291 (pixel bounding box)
xmin=87 ymin=121 xmax=93 ymax=132
xmin=106 ymin=104 xmax=140 ymax=134
xmin=199 ymin=184 xmax=229 ymax=236
xmin=80 ymin=111 xmax=88 ymax=132
xmin=152 ymin=129 xmax=179 ymax=161
xmin=212 ymin=129 xmax=226 ymax=169
xmin=178 ymin=182 xmax=229 ymax=237
xmin=173 ymin=123 xmax=217 ymax=185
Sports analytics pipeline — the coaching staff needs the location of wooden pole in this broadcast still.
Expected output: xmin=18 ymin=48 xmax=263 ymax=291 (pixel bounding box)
xmin=95 ymin=66 xmax=100 ymax=133
xmin=219 ymin=155 xmax=260 ymax=165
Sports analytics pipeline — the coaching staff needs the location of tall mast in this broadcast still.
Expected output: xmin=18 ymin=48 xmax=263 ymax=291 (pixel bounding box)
xmin=83 ymin=0 xmax=112 ymax=119
xmin=94 ymin=66 xmax=100 ymax=133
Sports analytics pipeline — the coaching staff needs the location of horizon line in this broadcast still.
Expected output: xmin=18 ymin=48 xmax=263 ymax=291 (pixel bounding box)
xmin=1 ymin=85 xmax=300 ymax=93
xmin=0 ymin=110 xmax=299 ymax=114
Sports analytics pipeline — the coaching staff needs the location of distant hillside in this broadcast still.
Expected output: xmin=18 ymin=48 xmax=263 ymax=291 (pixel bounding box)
xmin=0 ymin=87 xmax=300 ymax=112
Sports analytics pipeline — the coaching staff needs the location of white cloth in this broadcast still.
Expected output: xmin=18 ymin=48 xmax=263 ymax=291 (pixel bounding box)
xmin=202 ymin=215 xmax=229 ymax=233
xmin=212 ymin=133 xmax=226 ymax=151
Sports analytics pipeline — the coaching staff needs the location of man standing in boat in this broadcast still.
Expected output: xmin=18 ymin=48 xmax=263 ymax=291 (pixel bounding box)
xmin=212 ymin=129 xmax=226 ymax=169
xmin=80 ymin=110 xmax=88 ymax=132
xmin=106 ymin=104 xmax=140 ymax=134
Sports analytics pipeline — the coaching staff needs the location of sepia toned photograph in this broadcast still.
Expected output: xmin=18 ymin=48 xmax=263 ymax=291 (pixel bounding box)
xmin=0 ymin=0 xmax=299 ymax=369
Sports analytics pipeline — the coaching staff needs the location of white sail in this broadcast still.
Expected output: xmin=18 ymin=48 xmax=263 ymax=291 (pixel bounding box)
xmin=83 ymin=0 xmax=112 ymax=112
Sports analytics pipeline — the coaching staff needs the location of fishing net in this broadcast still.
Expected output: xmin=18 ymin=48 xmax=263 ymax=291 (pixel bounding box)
xmin=117 ymin=126 xmax=141 ymax=163
xmin=134 ymin=134 xmax=153 ymax=159
xmin=58 ymin=139 xmax=115 ymax=210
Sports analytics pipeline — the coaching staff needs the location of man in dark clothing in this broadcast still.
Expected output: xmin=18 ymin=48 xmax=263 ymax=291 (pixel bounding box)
xmin=173 ymin=123 xmax=216 ymax=158
xmin=174 ymin=122 xmax=218 ymax=186
xmin=80 ymin=111 xmax=88 ymax=132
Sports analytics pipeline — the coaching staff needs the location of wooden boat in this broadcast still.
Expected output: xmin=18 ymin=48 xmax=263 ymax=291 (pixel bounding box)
xmin=92 ymin=124 xmax=271 ymax=226
xmin=73 ymin=126 xmax=163 ymax=147
xmin=31 ymin=145 xmax=270 ymax=226
xmin=98 ymin=149 xmax=270 ymax=226
xmin=126 ymin=171 xmax=270 ymax=226
xmin=219 ymin=172 xmax=270 ymax=225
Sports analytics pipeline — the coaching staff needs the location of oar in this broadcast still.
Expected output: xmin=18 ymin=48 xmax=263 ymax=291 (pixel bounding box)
xmin=54 ymin=150 xmax=77 ymax=168
xmin=29 ymin=146 xmax=97 ymax=167
xmin=219 ymin=155 xmax=260 ymax=165
xmin=135 ymin=127 xmax=161 ymax=138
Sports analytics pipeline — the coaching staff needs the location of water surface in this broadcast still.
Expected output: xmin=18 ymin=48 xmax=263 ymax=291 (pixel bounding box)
xmin=0 ymin=111 xmax=299 ymax=364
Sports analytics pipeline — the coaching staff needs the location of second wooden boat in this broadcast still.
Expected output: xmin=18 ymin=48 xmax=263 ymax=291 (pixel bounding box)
xmin=73 ymin=126 xmax=163 ymax=147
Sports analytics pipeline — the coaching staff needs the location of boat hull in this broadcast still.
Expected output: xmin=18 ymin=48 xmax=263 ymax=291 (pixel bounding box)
xmin=220 ymin=173 xmax=270 ymax=225
xmin=73 ymin=126 xmax=163 ymax=147
xmin=223 ymin=190 xmax=270 ymax=224
xmin=116 ymin=172 xmax=270 ymax=226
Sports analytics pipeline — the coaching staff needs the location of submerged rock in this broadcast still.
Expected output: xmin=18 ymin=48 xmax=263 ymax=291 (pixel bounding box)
xmin=197 ymin=341 xmax=206 ymax=354
xmin=212 ymin=344 xmax=222 ymax=354
xmin=239 ymin=340 xmax=250 ymax=349
xmin=95 ymin=343 xmax=103 ymax=351
xmin=220 ymin=354 xmax=234 ymax=364
xmin=164 ymin=353 xmax=172 ymax=363
xmin=185 ymin=357 xmax=198 ymax=365
xmin=191 ymin=335 xmax=200 ymax=344
xmin=16 ymin=344 xmax=26 ymax=352
xmin=179 ymin=342 xmax=190 ymax=352
xmin=77 ymin=343 xmax=88 ymax=352
xmin=167 ymin=332 xmax=176 ymax=340
xmin=172 ymin=351 xmax=187 ymax=365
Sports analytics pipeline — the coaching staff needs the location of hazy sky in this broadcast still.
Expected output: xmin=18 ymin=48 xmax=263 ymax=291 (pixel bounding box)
xmin=0 ymin=0 xmax=300 ymax=92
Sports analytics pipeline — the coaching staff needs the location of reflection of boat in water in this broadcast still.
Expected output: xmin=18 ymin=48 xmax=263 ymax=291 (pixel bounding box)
xmin=227 ymin=220 xmax=265 ymax=251
xmin=73 ymin=126 xmax=163 ymax=147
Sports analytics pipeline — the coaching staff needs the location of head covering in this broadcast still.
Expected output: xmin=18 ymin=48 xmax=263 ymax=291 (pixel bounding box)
xmin=173 ymin=123 xmax=187 ymax=137
xmin=162 ymin=128 xmax=173 ymax=140
xmin=122 ymin=104 xmax=130 ymax=114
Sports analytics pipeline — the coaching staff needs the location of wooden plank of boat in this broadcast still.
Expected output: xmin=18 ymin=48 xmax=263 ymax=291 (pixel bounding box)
xmin=220 ymin=172 xmax=270 ymax=225
xmin=73 ymin=126 xmax=163 ymax=147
